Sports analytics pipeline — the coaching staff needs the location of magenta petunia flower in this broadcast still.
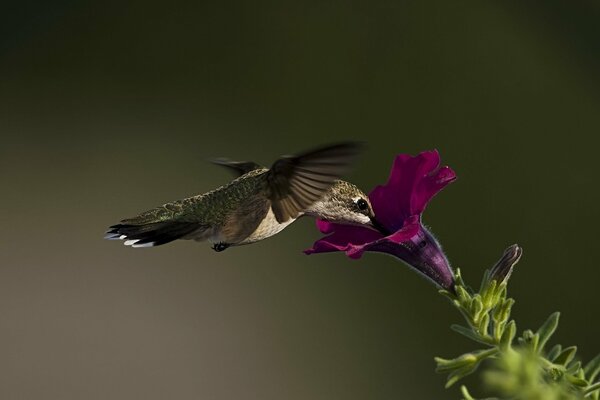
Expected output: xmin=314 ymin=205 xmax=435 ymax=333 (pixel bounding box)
xmin=305 ymin=150 xmax=457 ymax=290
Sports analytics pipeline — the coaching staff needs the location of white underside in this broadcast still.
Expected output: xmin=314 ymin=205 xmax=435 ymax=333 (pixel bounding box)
xmin=239 ymin=208 xmax=296 ymax=244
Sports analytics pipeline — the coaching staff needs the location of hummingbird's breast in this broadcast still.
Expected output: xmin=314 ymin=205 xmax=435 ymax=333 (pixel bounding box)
xmin=239 ymin=207 xmax=296 ymax=244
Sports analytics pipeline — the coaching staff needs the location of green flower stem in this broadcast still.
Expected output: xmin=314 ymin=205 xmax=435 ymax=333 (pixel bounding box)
xmin=434 ymin=245 xmax=600 ymax=400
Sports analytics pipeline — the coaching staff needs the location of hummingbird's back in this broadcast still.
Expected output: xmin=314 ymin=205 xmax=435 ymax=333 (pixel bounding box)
xmin=176 ymin=168 xmax=269 ymax=225
xmin=105 ymin=169 xmax=270 ymax=247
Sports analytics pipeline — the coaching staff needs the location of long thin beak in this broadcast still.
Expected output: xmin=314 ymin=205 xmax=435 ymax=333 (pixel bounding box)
xmin=370 ymin=217 xmax=390 ymax=236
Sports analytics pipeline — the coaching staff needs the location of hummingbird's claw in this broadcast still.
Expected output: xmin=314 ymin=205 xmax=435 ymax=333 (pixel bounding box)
xmin=212 ymin=242 xmax=230 ymax=252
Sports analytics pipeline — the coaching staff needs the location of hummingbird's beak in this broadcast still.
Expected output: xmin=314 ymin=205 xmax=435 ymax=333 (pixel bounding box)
xmin=369 ymin=217 xmax=390 ymax=236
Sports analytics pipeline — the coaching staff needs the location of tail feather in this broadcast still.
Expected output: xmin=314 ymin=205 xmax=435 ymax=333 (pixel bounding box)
xmin=104 ymin=221 xmax=203 ymax=248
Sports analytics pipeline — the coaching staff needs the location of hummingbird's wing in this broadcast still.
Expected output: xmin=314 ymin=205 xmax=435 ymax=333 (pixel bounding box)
xmin=266 ymin=142 xmax=362 ymax=223
xmin=210 ymin=158 xmax=264 ymax=177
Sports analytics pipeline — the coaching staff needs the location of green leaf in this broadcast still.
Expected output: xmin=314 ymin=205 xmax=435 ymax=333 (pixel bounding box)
xmin=536 ymin=312 xmax=560 ymax=353
xmin=446 ymin=363 xmax=478 ymax=388
xmin=548 ymin=344 xmax=562 ymax=361
xmin=584 ymin=354 xmax=600 ymax=383
xmin=445 ymin=348 xmax=498 ymax=388
xmin=585 ymin=382 xmax=600 ymax=396
xmin=555 ymin=346 xmax=577 ymax=366
xmin=451 ymin=324 xmax=494 ymax=346
xmin=460 ymin=385 xmax=476 ymax=400
xmin=435 ymin=353 xmax=478 ymax=373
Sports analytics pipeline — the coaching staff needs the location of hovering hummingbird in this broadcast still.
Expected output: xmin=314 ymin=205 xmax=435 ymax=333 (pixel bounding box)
xmin=105 ymin=142 xmax=386 ymax=251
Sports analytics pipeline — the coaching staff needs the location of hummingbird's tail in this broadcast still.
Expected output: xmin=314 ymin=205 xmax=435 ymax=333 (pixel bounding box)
xmin=104 ymin=220 xmax=203 ymax=248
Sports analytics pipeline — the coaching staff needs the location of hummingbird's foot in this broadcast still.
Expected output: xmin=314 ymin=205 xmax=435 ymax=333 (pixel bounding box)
xmin=212 ymin=242 xmax=230 ymax=252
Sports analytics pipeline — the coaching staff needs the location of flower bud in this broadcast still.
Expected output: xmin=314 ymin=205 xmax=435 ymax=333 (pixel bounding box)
xmin=490 ymin=244 xmax=523 ymax=285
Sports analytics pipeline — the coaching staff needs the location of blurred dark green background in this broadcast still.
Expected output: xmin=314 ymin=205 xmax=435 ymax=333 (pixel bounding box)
xmin=1 ymin=1 xmax=599 ymax=399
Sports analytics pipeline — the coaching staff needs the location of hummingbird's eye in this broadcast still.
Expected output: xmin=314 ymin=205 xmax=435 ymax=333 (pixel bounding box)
xmin=355 ymin=198 xmax=369 ymax=211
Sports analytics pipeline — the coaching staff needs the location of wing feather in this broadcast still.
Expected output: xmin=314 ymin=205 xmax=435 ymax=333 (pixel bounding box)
xmin=267 ymin=142 xmax=362 ymax=222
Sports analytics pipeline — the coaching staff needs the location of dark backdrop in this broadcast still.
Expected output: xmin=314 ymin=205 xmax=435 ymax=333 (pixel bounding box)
xmin=1 ymin=1 xmax=599 ymax=399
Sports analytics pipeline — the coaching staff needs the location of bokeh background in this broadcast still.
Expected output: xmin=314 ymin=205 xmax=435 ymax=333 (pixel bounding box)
xmin=1 ymin=1 xmax=599 ymax=399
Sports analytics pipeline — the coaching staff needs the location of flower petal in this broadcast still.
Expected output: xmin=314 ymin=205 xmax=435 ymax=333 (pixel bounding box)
xmin=368 ymin=225 xmax=455 ymax=289
xmin=304 ymin=223 xmax=382 ymax=256
xmin=369 ymin=150 xmax=456 ymax=231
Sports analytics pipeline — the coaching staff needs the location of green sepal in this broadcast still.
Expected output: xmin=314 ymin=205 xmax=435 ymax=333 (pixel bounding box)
xmin=565 ymin=373 xmax=588 ymax=387
xmin=499 ymin=298 xmax=514 ymax=324
xmin=548 ymin=344 xmax=562 ymax=361
xmin=478 ymin=313 xmax=490 ymax=336
xmin=456 ymin=285 xmax=472 ymax=306
xmin=439 ymin=289 xmax=457 ymax=301
xmin=584 ymin=354 xmax=600 ymax=383
xmin=492 ymin=302 xmax=503 ymax=322
xmin=494 ymin=284 xmax=507 ymax=304
xmin=479 ymin=269 xmax=491 ymax=293
xmin=493 ymin=320 xmax=506 ymax=342
xmin=499 ymin=320 xmax=516 ymax=351
xmin=471 ymin=295 xmax=484 ymax=322
xmin=566 ymin=361 xmax=582 ymax=375
xmin=554 ymin=346 xmax=577 ymax=366
xmin=536 ymin=312 xmax=560 ymax=354
xmin=481 ymin=279 xmax=497 ymax=308
xmin=455 ymin=268 xmax=468 ymax=289
xmin=531 ymin=333 xmax=540 ymax=353
xmin=455 ymin=302 xmax=475 ymax=327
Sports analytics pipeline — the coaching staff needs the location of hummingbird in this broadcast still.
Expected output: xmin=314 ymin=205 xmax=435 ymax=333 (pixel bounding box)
xmin=105 ymin=142 xmax=386 ymax=251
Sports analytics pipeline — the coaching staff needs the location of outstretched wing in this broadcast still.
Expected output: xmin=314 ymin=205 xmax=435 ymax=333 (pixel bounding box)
xmin=211 ymin=158 xmax=263 ymax=177
xmin=266 ymin=142 xmax=362 ymax=223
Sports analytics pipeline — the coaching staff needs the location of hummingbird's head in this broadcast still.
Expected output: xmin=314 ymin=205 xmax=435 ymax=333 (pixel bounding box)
xmin=304 ymin=181 xmax=388 ymax=234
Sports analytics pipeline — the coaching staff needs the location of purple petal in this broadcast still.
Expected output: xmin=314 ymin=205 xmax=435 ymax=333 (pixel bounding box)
xmin=304 ymin=224 xmax=383 ymax=257
xmin=368 ymin=225 xmax=455 ymax=289
xmin=369 ymin=150 xmax=456 ymax=231
xmin=305 ymin=216 xmax=420 ymax=259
